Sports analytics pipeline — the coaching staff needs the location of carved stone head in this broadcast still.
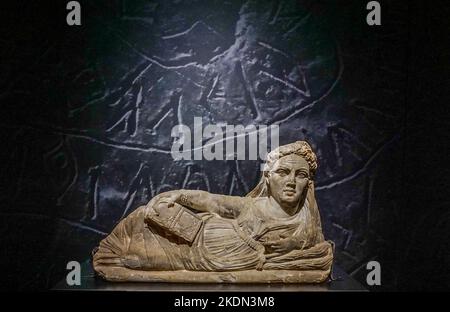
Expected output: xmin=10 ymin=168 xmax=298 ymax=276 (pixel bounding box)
xmin=247 ymin=141 xmax=318 ymax=210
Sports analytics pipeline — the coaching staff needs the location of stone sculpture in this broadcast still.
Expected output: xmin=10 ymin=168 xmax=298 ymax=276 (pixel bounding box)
xmin=93 ymin=141 xmax=334 ymax=283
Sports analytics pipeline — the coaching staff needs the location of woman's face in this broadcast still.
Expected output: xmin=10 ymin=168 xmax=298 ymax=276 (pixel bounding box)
xmin=266 ymin=154 xmax=310 ymax=209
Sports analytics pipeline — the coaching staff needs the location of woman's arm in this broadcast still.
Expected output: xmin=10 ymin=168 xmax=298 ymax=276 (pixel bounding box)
xmin=151 ymin=189 xmax=249 ymax=218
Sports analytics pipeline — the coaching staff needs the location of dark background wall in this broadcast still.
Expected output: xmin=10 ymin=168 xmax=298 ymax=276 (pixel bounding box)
xmin=0 ymin=0 xmax=448 ymax=291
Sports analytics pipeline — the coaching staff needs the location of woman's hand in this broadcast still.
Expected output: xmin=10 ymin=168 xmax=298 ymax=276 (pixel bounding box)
xmin=262 ymin=238 xmax=295 ymax=254
xmin=262 ymin=237 xmax=307 ymax=255
xmin=149 ymin=191 xmax=181 ymax=216
xmin=156 ymin=191 xmax=180 ymax=207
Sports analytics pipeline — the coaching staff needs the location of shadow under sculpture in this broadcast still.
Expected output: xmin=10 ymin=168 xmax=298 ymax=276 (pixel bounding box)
xmin=93 ymin=141 xmax=334 ymax=283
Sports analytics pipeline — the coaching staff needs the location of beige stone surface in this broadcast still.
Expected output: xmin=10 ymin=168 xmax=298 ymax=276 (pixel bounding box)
xmin=93 ymin=141 xmax=334 ymax=283
xmin=94 ymin=267 xmax=332 ymax=284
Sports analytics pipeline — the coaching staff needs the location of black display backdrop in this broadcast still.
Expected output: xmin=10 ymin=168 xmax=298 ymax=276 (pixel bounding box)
xmin=0 ymin=0 xmax=448 ymax=291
